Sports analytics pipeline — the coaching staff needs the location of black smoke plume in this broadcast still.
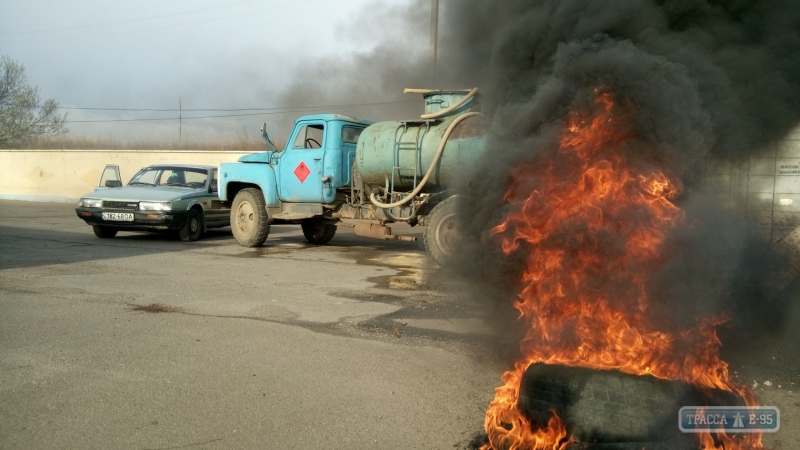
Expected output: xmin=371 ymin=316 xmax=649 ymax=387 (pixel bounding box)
xmin=440 ymin=0 xmax=800 ymax=344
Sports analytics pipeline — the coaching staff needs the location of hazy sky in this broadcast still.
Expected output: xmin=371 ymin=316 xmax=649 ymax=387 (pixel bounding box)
xmin=0 ymin=0 xmax=424 ymax=143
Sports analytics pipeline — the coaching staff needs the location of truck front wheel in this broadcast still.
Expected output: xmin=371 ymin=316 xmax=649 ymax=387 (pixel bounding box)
xmin=424 ymin=196 xmax=462 ymax=267
xmin=301 ymin=218 xmax=336 ymax=244
xmin=231 ymin=188 xmax=270 ymax=247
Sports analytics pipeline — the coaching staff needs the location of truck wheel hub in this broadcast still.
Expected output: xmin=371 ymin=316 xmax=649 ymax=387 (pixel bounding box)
xmin=435 ymin=212 xmax=460 ymax=257
xmin=235 ymin=202 xmax=255 ymax=236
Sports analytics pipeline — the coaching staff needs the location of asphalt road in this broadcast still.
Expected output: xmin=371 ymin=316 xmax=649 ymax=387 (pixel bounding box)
xmin=0 ymin=200 xmax=509 ymax=450
xmin=0 ymin=200 xmax=797 ymax=449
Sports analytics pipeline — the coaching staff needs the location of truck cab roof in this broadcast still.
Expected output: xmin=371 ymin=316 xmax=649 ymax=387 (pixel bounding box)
xmin=294 ymin=114 xmax=374 ymax=126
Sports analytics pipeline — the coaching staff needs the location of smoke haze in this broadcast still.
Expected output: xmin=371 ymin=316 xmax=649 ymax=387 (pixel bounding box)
xmin=278 ymin=0 xmax=800 ymax=345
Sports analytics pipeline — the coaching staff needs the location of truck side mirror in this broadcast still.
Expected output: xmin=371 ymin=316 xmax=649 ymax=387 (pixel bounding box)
xmin=105 ymin=180 xmax=122 ymax=188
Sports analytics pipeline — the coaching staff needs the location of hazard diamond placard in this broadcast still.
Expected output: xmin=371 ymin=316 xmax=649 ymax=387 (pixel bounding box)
xmin=294 ymin=161 xmax=311 ymax=183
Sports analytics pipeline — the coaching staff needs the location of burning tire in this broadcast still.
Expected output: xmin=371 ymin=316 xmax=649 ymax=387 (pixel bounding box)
xmin=424 ymin=196 xmax=462 ymax=266
xmin=564 ymin=443 xmax=675 ymax=450
xmin=518 ymin=363 xmax=744 ymax=445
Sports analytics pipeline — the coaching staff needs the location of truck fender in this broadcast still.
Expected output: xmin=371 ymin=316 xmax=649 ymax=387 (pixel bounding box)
xmin=219 ymin=162 xmax=280 ymax=207
xmin=416 ymin=191 xmax=454 ymax=217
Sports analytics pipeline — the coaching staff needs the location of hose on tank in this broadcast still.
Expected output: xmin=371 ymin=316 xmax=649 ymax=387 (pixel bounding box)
xmin=369 ymin=111 xmax=482 ymax=209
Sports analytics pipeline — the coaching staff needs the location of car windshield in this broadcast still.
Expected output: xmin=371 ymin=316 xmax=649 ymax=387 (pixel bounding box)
xmin=129 ymin=167 xmax=208 ymax=188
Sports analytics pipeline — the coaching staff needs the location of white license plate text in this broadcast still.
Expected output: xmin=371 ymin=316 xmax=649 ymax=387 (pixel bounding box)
xmin=102 ymin=212 xmax=134 ymax=221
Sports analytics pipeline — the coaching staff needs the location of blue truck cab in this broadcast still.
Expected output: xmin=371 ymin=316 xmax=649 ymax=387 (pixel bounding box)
xmin=219 ymin=114 xmax=374 ymax=247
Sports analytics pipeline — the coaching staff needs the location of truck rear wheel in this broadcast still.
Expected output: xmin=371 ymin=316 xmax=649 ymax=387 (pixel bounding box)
xmin=301 ymin=218 xmax=336 ymax=244
xmin=424 ymin=196 xmax=462 ymax=267
xmin=231 ymin=188 xmax=270 ymax=247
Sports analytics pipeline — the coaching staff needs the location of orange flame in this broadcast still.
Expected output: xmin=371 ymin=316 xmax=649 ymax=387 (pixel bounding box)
xmin=482 ymin=90 xmax=762 ymax=450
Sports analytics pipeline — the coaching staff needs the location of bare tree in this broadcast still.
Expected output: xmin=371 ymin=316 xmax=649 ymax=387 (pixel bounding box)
xmin=0 ymin=55 xmax=67 ymax=147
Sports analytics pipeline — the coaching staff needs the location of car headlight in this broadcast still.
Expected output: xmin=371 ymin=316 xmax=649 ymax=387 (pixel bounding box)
xmin=80 ymin=198 xmax=103 ymax=208
xmin=138 ymin=201 xmax=172 ymax=211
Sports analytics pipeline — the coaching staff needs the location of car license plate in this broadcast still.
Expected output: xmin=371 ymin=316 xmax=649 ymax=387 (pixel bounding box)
xmin=102 ymin=212 xmax=134 ymax=221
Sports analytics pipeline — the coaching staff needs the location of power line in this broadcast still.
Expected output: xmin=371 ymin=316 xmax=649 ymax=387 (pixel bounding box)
xmin=63 ymin=100 xmax=417 ymax=123
xmin=59 ymin=107 xmax=285 ymax=112
xmin=57 ymin=100 xmax=414 ymax=113
xmin=1 ymin=0 xmax=319 ymax=44
xmin=68 ymin=112 xmax=284 ymax=123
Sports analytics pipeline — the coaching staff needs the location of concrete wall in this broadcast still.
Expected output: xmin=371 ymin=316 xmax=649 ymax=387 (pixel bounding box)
xmin=705 ymin=125 xmax=800 ymax=243
xmin=3 ymin=129 xmax=800 ymax=240
xmin=0 ymin=149 xmax=256 ymax=203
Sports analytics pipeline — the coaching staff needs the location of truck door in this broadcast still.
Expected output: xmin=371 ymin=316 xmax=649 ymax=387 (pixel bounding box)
xmin=279 ymin=122 xmax=325 ymax=203
xmin=340 ymin=125 xmax=364 ymax=187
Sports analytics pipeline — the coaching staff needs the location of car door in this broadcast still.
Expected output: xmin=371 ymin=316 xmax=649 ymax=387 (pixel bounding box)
xmin=278 ymin=122 xmax=325 ymax=203
xmin=97 ymin=164 xmax=122 ymax=189
xmin=203 ymin=168 xmax=229 ymax=227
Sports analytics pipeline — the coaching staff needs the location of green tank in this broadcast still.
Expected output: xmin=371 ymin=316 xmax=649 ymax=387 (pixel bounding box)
xmin=355 ymin=89 xmax=487 ymax=192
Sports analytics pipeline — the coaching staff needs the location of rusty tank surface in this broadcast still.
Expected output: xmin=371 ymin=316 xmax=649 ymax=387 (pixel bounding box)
xmin=355 ymin=89 xmax=487 ymax=192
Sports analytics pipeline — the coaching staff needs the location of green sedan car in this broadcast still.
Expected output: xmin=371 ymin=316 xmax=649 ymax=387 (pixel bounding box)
xmin=76 ymin=164 xmax=229 ymax=241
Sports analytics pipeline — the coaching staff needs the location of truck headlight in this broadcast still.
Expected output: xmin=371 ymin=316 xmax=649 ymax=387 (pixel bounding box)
xmin=139 ymin=201 xmax=172 ymax=211
xmin=80 ymin=198 xmax=103 ymax=208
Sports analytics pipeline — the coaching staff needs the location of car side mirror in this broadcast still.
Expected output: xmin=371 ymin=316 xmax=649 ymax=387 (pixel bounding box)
xmin=105 ymin=180 xmax=122 ymax=188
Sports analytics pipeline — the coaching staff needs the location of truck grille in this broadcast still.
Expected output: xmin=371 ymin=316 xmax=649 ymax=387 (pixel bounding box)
xmin=103 ymin=201 xmax=138 ymax=210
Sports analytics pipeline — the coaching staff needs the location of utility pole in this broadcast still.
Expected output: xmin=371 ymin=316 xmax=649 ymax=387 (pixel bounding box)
xmin=430 ymin=0 xmax=439 ymax=87
xmin=179 ymin=97 xmax=182 ymax=148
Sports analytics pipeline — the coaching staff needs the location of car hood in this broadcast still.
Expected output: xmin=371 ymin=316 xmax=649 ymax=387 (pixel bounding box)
xmin=83 ymin=186 xmax=200 ymax=202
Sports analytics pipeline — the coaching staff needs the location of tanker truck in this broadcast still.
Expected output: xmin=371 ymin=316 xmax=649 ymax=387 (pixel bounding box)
xmin=218 ymin=88 xmax=485 ymax=265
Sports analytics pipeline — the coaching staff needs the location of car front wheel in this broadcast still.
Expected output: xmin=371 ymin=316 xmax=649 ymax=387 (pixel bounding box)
xmin=92 ymin=226 xmax=118 ymax=238
xmin=179 ymin=209 xmax=203 ymax=242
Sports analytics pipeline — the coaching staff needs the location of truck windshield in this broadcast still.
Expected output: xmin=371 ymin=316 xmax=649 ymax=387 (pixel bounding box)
xmin=292 ymin=124 xmax=324 ymax=149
